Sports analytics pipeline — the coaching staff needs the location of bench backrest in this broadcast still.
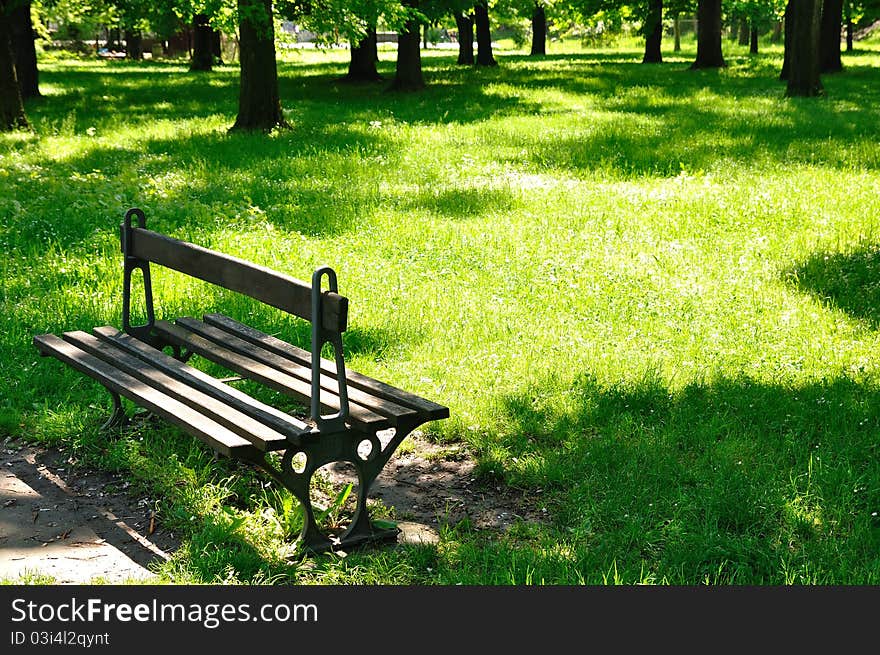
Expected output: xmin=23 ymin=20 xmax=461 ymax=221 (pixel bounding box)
xmin=121 ymin=210 xmax=348 ymax=334
xmin=121 ymin=207 xmax=351 ymax=431
xmin=127 ymin=227 xmax=348 ymax=332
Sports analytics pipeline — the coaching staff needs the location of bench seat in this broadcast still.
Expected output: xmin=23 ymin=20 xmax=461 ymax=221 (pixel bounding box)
xmin=35 ymin=317 xmax=448 ymax=453
xmin=166 ymin=314 xmax=449 ymax=429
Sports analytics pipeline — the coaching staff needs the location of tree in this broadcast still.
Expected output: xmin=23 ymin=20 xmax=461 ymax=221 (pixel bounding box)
xmin=123 ymin=26 xmax=141 ymax=58
xmin=346 ymin=26 xmax=381 ymax=81
xmin=191 ymin=12 xmax=214 ymax=70
xmin=231 ymin=0 xmax=286 ymax=130
xmin=115 ymin=0 xmax=152 ymax=59
xmin=728 ymin=1 xmax=787 ymax=56
xmin=10 ymin=0 xmax=38 ymax=98
xmin=316 ymin=0 xmax=427 ymax=89
xmin=389 ymin=0 xmax=424 ymax=90
xmin=474 ymin=0 xmax=496 ymax=65
xmin=642 ymin=0 xmax=662 ymax=62
xmin=786 ymin=0 xmax=822 ymax=96
xmin=280 ymin=0 xmax=412 ymax=84
xmin=819 ymin=0 xmax=843 ymax=72
xmin=311 ymin=0 xmax=382 ymax=82
xmin=454 ymin=9 xmax=474 ymax=63
xmin=531 ymin=1 xmax=546 ymax=54
xmin=666 ymin=0 xmax=696 ymax=51
xmin=212 ymin=24 xmax=223 ymax=60
xmin=1 ymin=0 xmax=29 ymax=131
xmin=780 ymin=0 xmax=791 ymax=78
xmin=737 ymin=17 xmax=749 ymax=43
xmin=573 ymin=1 xmax=679 ymax=65
xmin=691 ymin=0 xmax=725 ymax=68
xmin=167 ymin=1 xmax=234 ymax=70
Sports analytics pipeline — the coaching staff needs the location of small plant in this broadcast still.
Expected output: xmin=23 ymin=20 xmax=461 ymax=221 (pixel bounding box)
xmin=261 ymin=488 xmax=304 ymax=539
xmin=261 ymin=481 xmax=355 ymax=541
xmin=314 ymin=481 xmax=354 ymax=531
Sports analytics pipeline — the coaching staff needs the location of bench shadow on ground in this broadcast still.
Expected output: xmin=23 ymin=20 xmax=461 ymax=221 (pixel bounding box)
xmin=786 ymin=245 xmax=880 ymax=328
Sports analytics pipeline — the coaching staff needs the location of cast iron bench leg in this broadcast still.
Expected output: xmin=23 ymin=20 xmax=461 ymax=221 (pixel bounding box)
xmin=259 ymin=417 xmax=423 ymax=552
xmin=99 ymin=390 xmax=127 ymax=431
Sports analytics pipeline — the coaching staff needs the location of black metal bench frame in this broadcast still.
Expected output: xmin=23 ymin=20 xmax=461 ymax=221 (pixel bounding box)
xmin=34 ymin=208 xmax=449 ymax=553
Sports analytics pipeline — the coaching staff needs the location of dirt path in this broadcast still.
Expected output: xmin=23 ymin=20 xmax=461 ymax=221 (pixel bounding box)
xmin=0 ymin=434 xmax=542 ymax=583
xmin=0 ymin=439 xmax=178 ymax=584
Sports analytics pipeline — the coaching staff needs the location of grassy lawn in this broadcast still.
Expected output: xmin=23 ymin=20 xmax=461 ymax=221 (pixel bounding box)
xmin=3 ymin=36 xmax=880 ymax=584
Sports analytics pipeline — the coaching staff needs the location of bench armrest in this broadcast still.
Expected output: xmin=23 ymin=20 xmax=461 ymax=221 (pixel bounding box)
xmin=311 ymin=267 xmax=349 ymax=432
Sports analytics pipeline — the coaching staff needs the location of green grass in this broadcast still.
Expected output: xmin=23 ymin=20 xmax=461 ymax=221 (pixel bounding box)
xmin=4 ymin=36 xmax=880 ymax=584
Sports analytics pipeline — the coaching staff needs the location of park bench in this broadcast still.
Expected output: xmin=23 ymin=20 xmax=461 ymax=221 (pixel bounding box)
xmin=33 ymin=208 xmax=449 ymax=553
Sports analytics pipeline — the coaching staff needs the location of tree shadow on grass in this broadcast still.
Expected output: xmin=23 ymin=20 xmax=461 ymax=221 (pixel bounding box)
xmin=468 ymin=372 xmax=880 ymax=583
xmin=13 ymin=52 xmax=880 ymax=230
xmin=29 ymin=57 xmax=546 ymax=132
xmin=402 ymin=186 xmax=517 ymax=218
xmin=786 ymin=246 xmax=880 ymax=328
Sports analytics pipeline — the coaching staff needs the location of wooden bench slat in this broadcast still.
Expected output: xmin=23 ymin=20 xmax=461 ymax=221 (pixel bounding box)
xmin=203 ymin=314 xmax=450 ymax=421
xmin=33 ymin=334 xmax=260 ymax=459
xmin=129 ymin=228 xmax=348 ymax=333
xmin=62 ymin=331 xmax=292 ymax=452
xmin=91 ymin=327 xmax=311 ymax=442
xmin=152 ymin=320 xmax=391 ymax=430
xmin=176 ymin=317 xmax=420 ymax=424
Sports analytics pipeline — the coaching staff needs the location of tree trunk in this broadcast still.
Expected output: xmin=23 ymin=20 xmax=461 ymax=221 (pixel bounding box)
xmin=530 ymin=3 xmax=546 ymax=56
xmin=389 ymin=2 xmax=423 ymax=91
xmin=107 ymin=27 xmax=120 ymax=51
xmin=786 ymin=0 xmax=823 ymax=97
xmin=474 ymin=1 xmax=496 ymax=66
xmin=846 ymin=19 xmax=852 ymax=51
xmin=819 ymin=0 xmax=843 ymax=73
xmin=673 ymin=15 xmax=681 ymax=51
xmin=0 ymin=4 xmax=29 ymax=131
xmin=231 ymin=0 xmax=286 ymax=130
xmin=750 ymin=25 xmax=758 ymax=54
xmin=771 ymin=20 xmax=782 ymax=42
xmin=344 ymin=27 xmax=381 ymax=82
xmin=738 ymin=19 xmax=749 ymax=45
xmin=780 ymin=1 xmax=792 ymax=79
xmin=642 ymin=0 xmax=663 ymax=63
xmin=10 ymin=1 xmax=38 ymax=99
xmin=124 ymin=30 xmax=142 ymax=60
xmin=691 ymin=0 xmax=725 ymax=68
xmin=212 ymin=29 xmax=223 ymax=63
xmin=455 ymin=12 xmax=474 ymax=65
xmin=191 ymin=13 xmax=213 ymax=71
